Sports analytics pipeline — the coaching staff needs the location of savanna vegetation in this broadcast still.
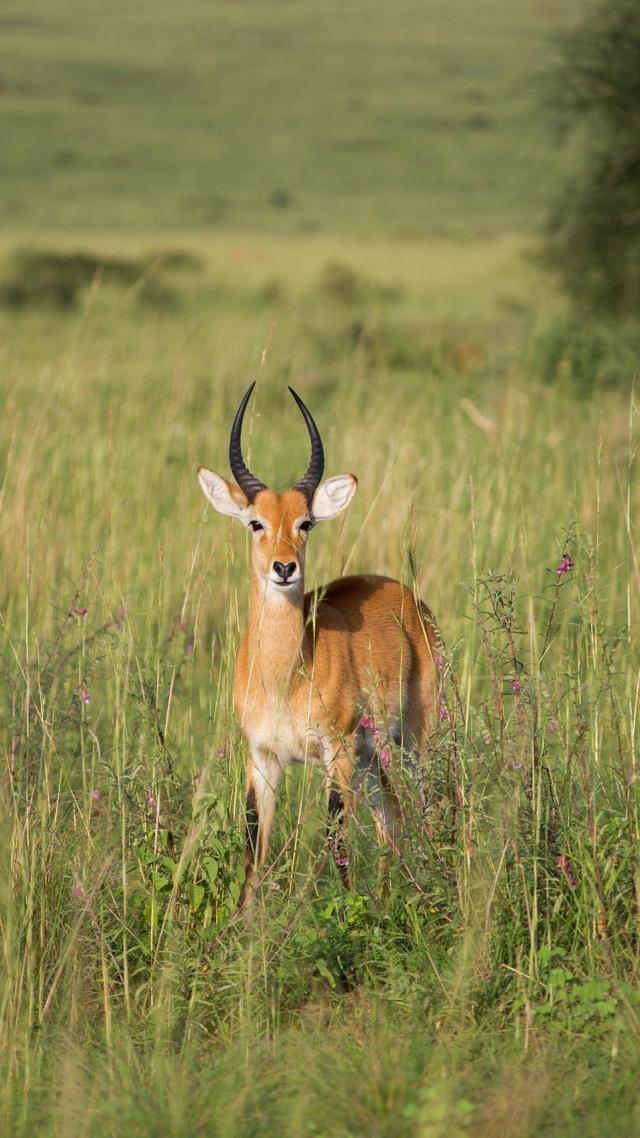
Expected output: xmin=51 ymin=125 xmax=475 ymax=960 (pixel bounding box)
xmin=543 ymin=0 xmax=640 ymax=315
xmin=0 ymin=1 xmax=638 ymax=1135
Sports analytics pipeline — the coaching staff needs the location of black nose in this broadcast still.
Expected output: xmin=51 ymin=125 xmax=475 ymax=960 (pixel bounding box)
xmin=273 ymin=561 xmax=297 ymax=582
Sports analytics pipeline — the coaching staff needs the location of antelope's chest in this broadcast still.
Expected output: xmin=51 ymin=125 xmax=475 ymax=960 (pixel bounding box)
xmin=237 ymin=692 xmax=323 ymax=765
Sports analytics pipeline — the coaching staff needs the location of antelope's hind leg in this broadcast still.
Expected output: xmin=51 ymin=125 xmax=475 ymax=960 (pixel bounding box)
xmin=239 ymin=748 xmax=283 ymax=908
xmin=356 ymin=722 xmax=406 ymax=893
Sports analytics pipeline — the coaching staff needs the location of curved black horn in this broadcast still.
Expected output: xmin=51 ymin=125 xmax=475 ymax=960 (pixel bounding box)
xmin=228 ymin=382 xmax=267 ymax=502
xmin=289 ymin=387 xmax=325 ymax=501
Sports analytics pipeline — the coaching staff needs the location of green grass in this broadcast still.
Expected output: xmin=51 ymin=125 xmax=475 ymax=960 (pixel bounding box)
xmin=1 ymin=265 xmax=639 ymax=1134
xmin=1 ymin=0 xmax=575 ymax=237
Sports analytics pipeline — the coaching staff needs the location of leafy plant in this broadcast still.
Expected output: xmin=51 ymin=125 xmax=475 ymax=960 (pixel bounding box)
xmin=542 ymin=0 xmax=640 ymax=315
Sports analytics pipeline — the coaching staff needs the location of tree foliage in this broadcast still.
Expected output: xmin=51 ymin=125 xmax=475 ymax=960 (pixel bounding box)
xmin=544 ymin=0 xmax=640 ymax=314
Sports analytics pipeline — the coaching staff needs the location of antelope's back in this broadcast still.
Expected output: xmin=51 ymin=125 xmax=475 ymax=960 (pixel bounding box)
xmin=305 ymin=574 xmax=439 ymax=727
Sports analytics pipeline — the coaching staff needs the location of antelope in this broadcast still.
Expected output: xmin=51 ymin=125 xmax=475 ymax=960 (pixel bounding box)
xmin=198 ymin=384 xmax=440 ymax=905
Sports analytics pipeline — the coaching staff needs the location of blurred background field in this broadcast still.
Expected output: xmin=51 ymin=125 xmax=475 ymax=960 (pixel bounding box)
xmin=1 ymin=1 xmax=639 ymax=1136
xmin=2 ymin=0 xmax=565 ymax=236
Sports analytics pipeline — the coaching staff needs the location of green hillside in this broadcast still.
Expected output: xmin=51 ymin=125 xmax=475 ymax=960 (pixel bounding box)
xmin=1 ymin=0 xmax=573 ymax=237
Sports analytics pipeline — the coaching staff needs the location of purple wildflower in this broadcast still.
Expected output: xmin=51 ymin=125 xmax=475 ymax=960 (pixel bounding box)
xmin=71 ymin=881 xmax=85 ymax=900
xmin=511 ymin=679 xmax=522 ymax=693
xmin=511 ymin=761 xmax=522 ymax=771
xmin=548 ymin=721 xmax=558 ymax=732
xmin=72 ymin=607 xmax=88 ymax=618
xmin=81 ymin=689 xmax=91 ymax=704
xmin=628 ymin=770 xmax=637 ymax=786
xmin=360 ymin=715 xmax=374 ymax=730
xmin=439 ymin=704 xmax=449 ymax=721
xmin=379 ymin=746 xmax=391 ymax=770
xmin=556 ymin=854 xmax=577 ymax=890
xmin=145 ymin=790 xmax=157 ymax=812
xmin=435 ymin=654 xmax=445 ymax=670
xmin=336 ymin=856 xmax=350 ymax=869
xmin=556 ymin=554 xmax=573 ymax=576
xmin=90 ymin=789 xmax=102 ymax=802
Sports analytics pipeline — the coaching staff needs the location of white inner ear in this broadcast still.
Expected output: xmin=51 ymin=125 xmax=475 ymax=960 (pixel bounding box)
xmin=198 ymin=468 xmax=250 ymax=522
xmin=311 ymin=474 xmax=358 ymax=521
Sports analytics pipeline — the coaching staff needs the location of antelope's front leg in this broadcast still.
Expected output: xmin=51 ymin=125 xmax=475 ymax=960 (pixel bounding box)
xmin=239 ymin=747 xmax=283 ymax=908
xmin=326 ymin=749 xmax=354 ymax=890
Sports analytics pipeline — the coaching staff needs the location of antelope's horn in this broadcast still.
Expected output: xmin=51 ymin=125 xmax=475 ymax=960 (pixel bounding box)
xmin=289 ymin=387 xmax=325 ymax=502
xmin=228 ymin=382 xmax=267 ymax=502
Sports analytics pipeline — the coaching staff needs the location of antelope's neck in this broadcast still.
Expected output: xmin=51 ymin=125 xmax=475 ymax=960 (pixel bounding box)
xmin=246 ymin=575 xmax=306 ymax=694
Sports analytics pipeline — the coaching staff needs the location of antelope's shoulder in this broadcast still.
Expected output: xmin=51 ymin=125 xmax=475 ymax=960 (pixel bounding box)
xmin=306 ymin=574 xmax=412 ymax=625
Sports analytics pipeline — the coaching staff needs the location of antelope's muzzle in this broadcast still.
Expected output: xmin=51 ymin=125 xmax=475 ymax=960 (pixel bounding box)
xmin=271 ymin=560 xmax=299 ymax=585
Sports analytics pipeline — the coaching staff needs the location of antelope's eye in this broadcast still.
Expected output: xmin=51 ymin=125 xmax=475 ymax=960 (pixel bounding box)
xmin=299 ymin=520 xmax=313 ymax=533
xmin=249 ymin=520 xmax=264 ymax=532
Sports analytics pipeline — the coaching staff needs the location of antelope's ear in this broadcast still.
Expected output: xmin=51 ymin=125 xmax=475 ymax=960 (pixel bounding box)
xmin=198 ymin=468 xmax=250 ymax=522
xmin=311 ymin=474 xmax=358 ymax=521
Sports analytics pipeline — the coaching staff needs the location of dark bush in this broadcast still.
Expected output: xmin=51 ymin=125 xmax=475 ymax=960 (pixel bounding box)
xmin=0 ymin=248 xmax=196 ymax=311
xmin=140 ymin=249 xmax=204 ymax=273
xmin=319 ymin=261 xmax=368 ymax=306
xmin=543 ymin=0 xmax=640 ymax=315
xmin=0 ymin=249 xmax=140 ymax=310
xmin=318 ymin=261 xmax=403 ymax=307
xmin=268 ymin=188 xmax=294 ymax=210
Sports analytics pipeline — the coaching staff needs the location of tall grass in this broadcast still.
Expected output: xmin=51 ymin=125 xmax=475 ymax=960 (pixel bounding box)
xmin=0 ymin=276 xmax=639 ymax=1135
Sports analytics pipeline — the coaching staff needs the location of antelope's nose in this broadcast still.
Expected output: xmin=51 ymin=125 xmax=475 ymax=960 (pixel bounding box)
xmin=273 ymin=560 xmax=297 ymax=582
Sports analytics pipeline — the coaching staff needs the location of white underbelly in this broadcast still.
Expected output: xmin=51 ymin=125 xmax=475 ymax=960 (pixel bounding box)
xmin=248 ymin=713 xmax=324 ymax=766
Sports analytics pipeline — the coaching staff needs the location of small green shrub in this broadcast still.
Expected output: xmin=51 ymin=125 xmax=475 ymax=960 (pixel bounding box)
xmin=318 ymin=261 xmax=403 ymax=307
xmin=531 ymin=947 xmax=625 ymax=1036
xmin=268 ymin=188 xmax=295 ymax=210
xmin=530 ymin=318 xmax=640 ymax=393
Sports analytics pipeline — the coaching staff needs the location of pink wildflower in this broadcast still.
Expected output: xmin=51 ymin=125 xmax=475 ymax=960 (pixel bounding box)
xmin=336 ymin=856 xmax=350 ymax=869
xmin=71 ymin=881 xmax=85 ymax=900
xmin=556 ymin=554 xmax=573 ymax=576
xmin=435 ymin=654 xmax=445 ymax=670
xmin=90 ymin=789 xmax=102 ymax=802
xmin=439 ymin=704 xmax=449 ymax=721
xmin=628 ymin=770 xmax=637 ymax=786
xmin=81 ymin=689 xmax=91 ymax=704
xmin=145 ymin=790 xmax=157 ymax=812
xmin=548 ymin=721 xmax=558 ymax=732
xmin=72 ymin=607 xmax=88 ymax=618
xmin=511 ymin=679 xmax=522 ymax=693
xmin=556 ymin=853 xmax=577 ymax=890
xmin=217 ymin=745 xmax=227 ymax=759
xmin=360 ymin=715 xmax=374 ymax=730
xmin=379 ymin=746 xmax=391 ymax=770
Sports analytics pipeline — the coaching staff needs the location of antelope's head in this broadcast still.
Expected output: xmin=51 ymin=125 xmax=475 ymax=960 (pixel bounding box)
xmin=198 ymin=384 xmax=357 ymax=594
